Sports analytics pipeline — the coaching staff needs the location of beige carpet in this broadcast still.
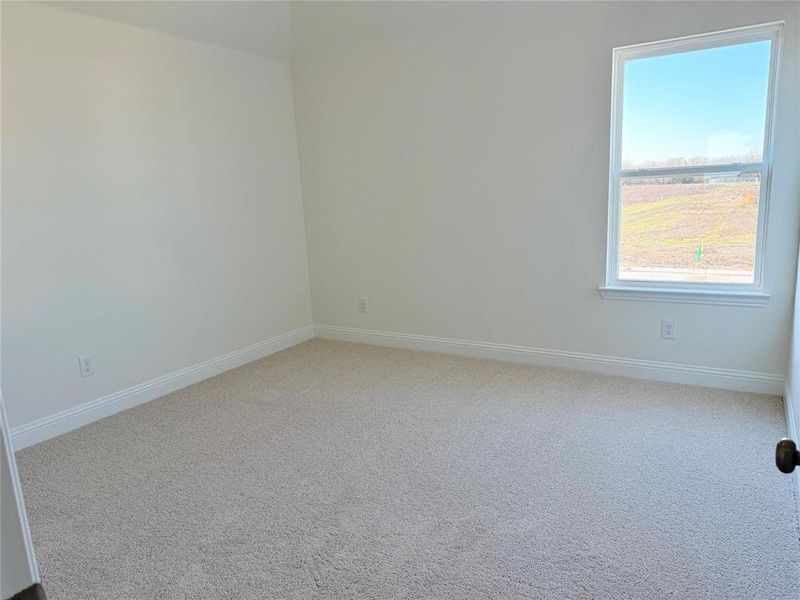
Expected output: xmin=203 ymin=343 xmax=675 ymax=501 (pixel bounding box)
xmin=16 ymin=339 xmax=800 ymax=599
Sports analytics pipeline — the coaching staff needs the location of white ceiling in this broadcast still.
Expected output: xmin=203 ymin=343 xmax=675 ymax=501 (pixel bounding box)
xmin=289 ymin=1 xmax=494 ymax=59
xmin=42 ymin=1 xmax=488 ymax=61
xmin=44 ymin=1 xmax=293 ymax=59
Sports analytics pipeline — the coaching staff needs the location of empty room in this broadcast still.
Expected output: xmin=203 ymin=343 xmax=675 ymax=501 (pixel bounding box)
xmin=2 ymin=1 xmax=800 ymax=598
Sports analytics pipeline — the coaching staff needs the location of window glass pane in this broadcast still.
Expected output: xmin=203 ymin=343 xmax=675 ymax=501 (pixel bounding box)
xmin=621 ymin=40 xmax=771 ymax=169
xmin=619 ymin=172 xmax=760 ymax=283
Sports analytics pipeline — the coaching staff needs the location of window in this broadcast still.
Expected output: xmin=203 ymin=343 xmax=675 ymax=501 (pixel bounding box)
xmin=601 ymin=23 xmax=782 ymax=306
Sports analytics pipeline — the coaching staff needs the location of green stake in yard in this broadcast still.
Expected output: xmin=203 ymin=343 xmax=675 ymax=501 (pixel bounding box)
xmin=695 ymin=242 xmax=703 ymax=263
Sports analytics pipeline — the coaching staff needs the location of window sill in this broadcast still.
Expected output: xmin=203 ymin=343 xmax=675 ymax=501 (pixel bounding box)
xmin=597 ymin=285 xmax=770 ymax=307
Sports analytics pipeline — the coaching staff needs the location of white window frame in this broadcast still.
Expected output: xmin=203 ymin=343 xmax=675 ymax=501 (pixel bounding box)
xmin=599 ymin=22 xmax=783 ymax=307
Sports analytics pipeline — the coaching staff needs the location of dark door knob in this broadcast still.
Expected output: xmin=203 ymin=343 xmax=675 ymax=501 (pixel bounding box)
xmin=776 ymin=438 xmax=800 ymax=474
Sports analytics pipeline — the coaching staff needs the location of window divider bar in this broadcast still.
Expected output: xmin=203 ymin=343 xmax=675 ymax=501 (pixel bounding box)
xmin=619 ymin=163 xmax=766 ymax=179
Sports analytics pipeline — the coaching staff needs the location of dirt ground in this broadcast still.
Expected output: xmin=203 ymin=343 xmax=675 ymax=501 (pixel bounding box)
xmin=620 ymin=182 xmax=759 ymax=275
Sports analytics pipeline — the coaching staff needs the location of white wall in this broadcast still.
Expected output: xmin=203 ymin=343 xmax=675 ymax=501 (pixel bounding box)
xmin=1 ymin=3 xmax=312 ymax=430
xmin=3 ymin=1 xmax=799 ymax=441
xmin=293 ymin=1 xmax=800 ymax=377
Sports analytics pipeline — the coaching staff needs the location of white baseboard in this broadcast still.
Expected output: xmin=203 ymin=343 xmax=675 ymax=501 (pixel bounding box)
xmin=11 ymin=322 xmax=784 ymax=451
xmin=785 ymin=385 xmax=798 ymax=443
xmin=10 ymin=325 xmax=314 ymax=451
xmin=314 ymin=324 xmax=784 ymax=395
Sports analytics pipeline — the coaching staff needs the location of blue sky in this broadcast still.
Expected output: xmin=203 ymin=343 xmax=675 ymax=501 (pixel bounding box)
xmin=621 ymin=39 xmax=772 ymax=167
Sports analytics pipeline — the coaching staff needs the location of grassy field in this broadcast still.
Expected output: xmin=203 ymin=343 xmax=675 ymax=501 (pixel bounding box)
xmin=620 ymin=181 xmax=759 ymax=281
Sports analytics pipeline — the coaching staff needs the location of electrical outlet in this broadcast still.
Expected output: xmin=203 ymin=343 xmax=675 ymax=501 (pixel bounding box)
xmin=359 ymin=297 xmax=369 ymax=314
xmin=79 ymin=355 xmax=94 ymax=378
xmin=661 ymin=320 xmax=676 ymax=340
